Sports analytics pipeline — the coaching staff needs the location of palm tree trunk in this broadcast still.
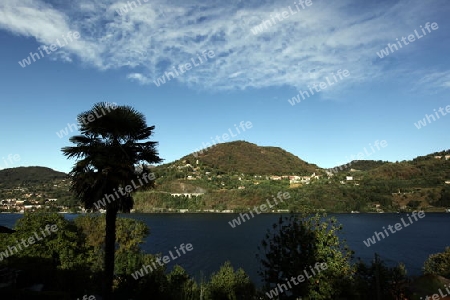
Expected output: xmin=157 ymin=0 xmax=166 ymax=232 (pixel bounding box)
xmin=103 ymin=207 xmax=118 ymax=300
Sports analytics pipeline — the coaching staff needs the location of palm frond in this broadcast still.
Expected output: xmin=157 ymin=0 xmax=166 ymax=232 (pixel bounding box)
xmin=61 ymin=103 xmax=162 ymax=212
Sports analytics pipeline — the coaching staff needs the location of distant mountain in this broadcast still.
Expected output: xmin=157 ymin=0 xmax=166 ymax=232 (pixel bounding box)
xmin=0 ymin=166 xmax=67 ymax=189
xmin=167 ymin=140 xmax=319 ymax=175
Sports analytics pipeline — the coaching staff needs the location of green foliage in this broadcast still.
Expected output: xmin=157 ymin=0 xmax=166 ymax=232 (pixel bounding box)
xmin=166 ymin=265 xmax=201 ymax=300
xmin=437 ymin=188 xmax=450 ymax=207
xmin=0 ymin=212 xmax=434 ymax=300
xmin=423 ymin=247 xmax=450 ymax=278
xmin=73 ymin=214 xmax=150 ymax=274
xmin=257 ymin=213 xmax=354 ymax=299
xmin=205 ymin=261 xmax=255 ymax=300
xmin=0 ymin=213 xmax=160 ymax=298
xmin=0 ymin=212 xmax=85 ymax=270
xmin=369 ymin=150 xmax=450 ymax=187
xmin=334 ymin=160 xmax=388 ymax=172
xmin=113 ymin=253 xmax=169 ymax=299
xmin=407 ymin=274 xmax=450 ymax=300
xmin=0 ymin=213 xmax=94 ymax=295
xmin=352 ymin=254 xmax=409 ymax=299
xmin=73 ymin=214 xmax=105 ymax=272
xmin=119 ymin=261 xmax=256 ymax=300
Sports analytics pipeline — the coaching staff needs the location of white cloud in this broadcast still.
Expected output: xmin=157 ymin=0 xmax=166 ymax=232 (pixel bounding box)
xmin=126 ymin=72 xmax=152 ymax=84
xmin=416 ymin=71 xmax=450 ymax=92
xmin=1 ymin=0 xmax=449 ymax=92
xmin=0 ymin=0 xmax=69 ymax=41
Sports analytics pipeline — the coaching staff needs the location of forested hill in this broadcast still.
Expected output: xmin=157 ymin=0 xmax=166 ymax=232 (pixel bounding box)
xmin=0 ymin=166 xmax=67 ymax=189
xmin=163 ymin=140 xmax=319 ymax=175
xmin=364 ymin=150 xmax=450 ymax=183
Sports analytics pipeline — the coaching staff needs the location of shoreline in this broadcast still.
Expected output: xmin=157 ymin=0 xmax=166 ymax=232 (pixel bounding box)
xmin=1 ymin=211 xmax=449 ymax=215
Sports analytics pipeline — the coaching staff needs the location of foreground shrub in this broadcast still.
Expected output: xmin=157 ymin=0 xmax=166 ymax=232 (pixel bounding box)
xmin=423 ymin=246 xmax=450 ymax=279
xmin=257 ymin=213 xmax=354 ymax=299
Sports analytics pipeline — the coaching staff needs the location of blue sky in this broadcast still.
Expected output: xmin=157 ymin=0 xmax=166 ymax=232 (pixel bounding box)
xmin=0 ymin=0 xmax=449 ymax=173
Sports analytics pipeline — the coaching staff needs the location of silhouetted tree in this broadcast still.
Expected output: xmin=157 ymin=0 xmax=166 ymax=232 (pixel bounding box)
xmin=257 ymin=213 xmax=353 ymax=299
xmin=62 ymin=102 xmax=162 ymax=299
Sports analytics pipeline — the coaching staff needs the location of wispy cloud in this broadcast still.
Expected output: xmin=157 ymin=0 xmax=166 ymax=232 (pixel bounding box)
xmin=1 ymin=0 xmax=449 ymax=92
xmin=127 ymin=72 xmax=152 ymax=85
xmin=416 ymin=71 xmax=450 ymax=92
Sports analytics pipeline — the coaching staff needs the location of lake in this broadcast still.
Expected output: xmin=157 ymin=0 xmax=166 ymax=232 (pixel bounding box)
xmin=1 ymin=212 xmax=449 ymax=286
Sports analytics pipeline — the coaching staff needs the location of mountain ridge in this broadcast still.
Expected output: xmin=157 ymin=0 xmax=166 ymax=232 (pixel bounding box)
xmin=173 ymin=140 xmax=319 ymax=175
xmin=1 ymin=144 xmax=449 ymax=179
xmin=1 ymin=145 xmax=449 ymax=213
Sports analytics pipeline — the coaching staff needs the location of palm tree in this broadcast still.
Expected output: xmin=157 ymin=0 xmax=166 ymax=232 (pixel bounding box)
xmin=61 ymin=102 xmax=162 ymax=299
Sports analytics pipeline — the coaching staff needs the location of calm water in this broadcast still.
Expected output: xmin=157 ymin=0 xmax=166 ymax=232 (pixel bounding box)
xmin=1 ymin=213 xmax=449 ymax=285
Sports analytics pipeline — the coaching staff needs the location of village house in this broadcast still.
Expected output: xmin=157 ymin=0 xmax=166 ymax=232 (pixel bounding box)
xmin=289 ymin=173 xmax=320 ymax=185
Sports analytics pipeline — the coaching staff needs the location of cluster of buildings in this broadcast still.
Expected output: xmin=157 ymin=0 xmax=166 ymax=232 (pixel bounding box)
xmin=174 ymin=160 xmax=325 ymax=188
xmin=0 ymin=197 xmax=61 ymax=213
xmin=269 ymin=173 xmax=321 ymax=185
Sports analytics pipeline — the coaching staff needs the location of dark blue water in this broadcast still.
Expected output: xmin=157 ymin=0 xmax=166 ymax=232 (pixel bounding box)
xmin=1 ymin=213 xmax=449 ymax=285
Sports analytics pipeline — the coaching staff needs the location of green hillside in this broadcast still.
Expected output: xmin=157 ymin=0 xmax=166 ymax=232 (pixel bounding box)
xmin=174 ymin=140 xmax=318 ymax=175
xmin=0 ymin=166 xmax=67 ymax=189
xmin=331 ymin=160 xmax=388 ymax=172
xmin=0 ymin=167 xmax=75 ymax=212
xmin=139 ymin=145 xmax=450 ymax=213
xmin=1 ymin=147 xmax=449 ymax=214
